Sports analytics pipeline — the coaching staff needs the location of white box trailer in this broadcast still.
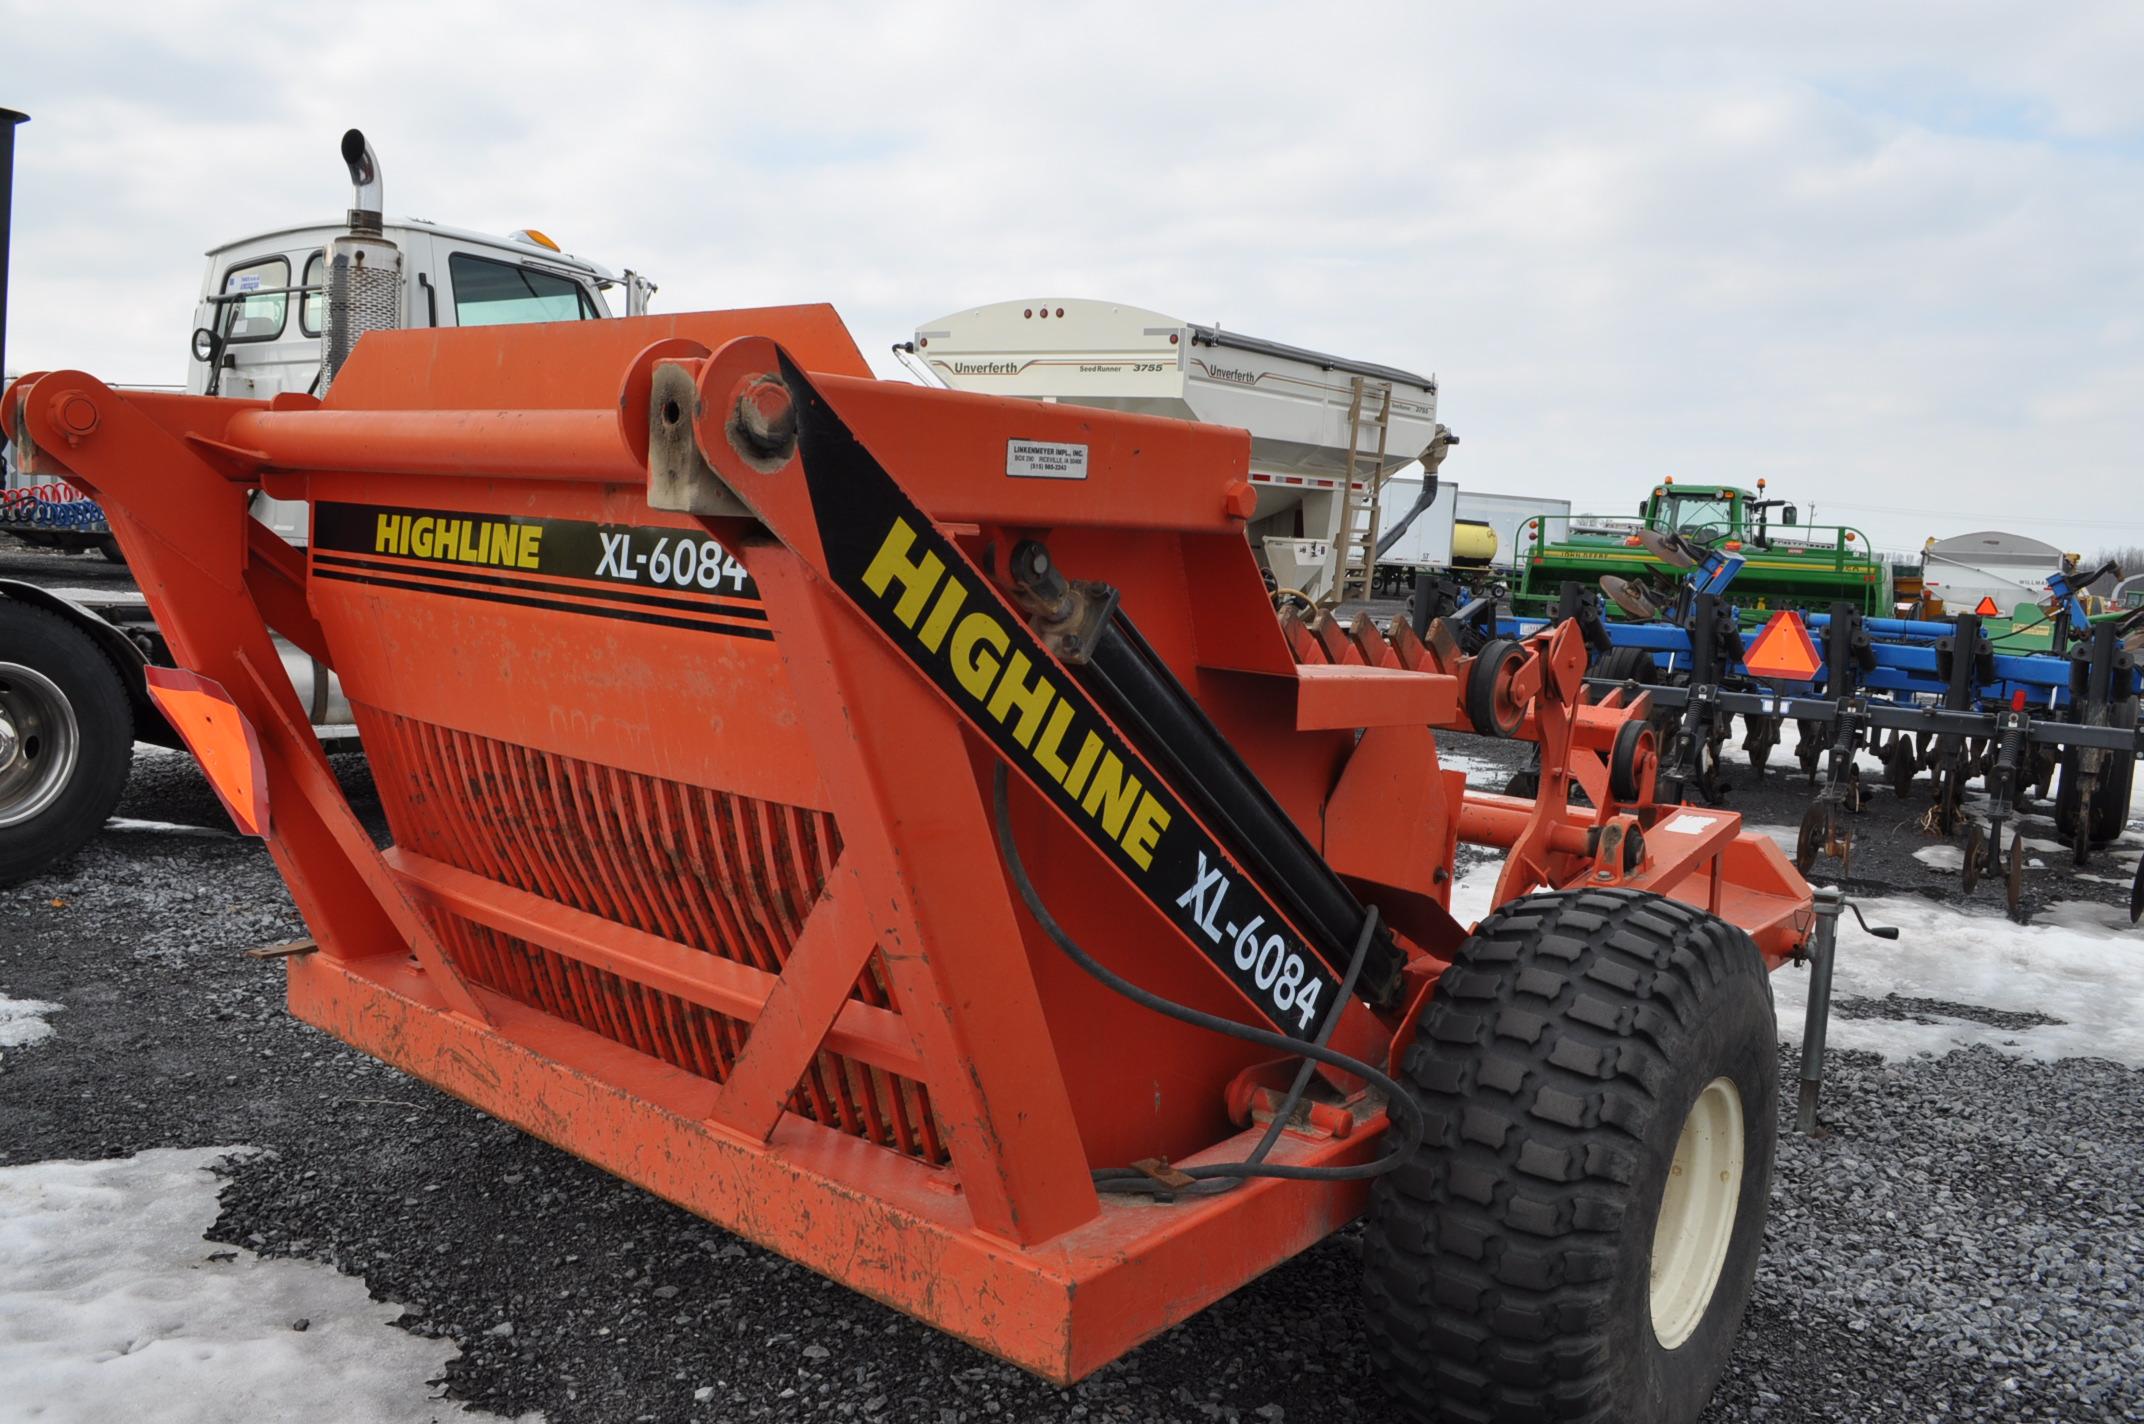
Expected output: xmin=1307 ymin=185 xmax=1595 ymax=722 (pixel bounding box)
xmin=1368 ymin=479 xmax=1573 ymax=595
xmin=912 ymin=299 xmax=1439 ymax=600
xmin=1454 ymin=489 xmax=1573 ymax=570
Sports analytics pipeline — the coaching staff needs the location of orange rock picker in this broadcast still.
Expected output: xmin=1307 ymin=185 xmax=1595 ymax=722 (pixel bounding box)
xmin=4 ymin=309 xmax=1845 ymax=1421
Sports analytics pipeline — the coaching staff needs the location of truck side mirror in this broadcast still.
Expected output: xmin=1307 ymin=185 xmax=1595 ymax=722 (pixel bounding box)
xmin=1782 ymin=505 xmax=1798 ymax=526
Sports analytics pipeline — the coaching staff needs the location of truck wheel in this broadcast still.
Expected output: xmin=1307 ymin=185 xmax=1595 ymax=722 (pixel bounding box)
xmin=0 ymin=601 xmax=134 ymax=884
xmin=1365 ymin=889 xmax=1776 ymax=1424
xmin=96 ymin=535 xmax=127 ymax=565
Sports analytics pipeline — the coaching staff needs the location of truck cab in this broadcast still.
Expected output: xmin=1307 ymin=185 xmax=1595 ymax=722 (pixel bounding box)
xmin=1640 ymin=482 xmax=1750 ymax=543
xmin=195 ymin=215 xmax=648 ymax=542
xmin=0 ymin=129 xmax=653 ymax=883
xmin=197 ymin=219 xmax=637 ymax=403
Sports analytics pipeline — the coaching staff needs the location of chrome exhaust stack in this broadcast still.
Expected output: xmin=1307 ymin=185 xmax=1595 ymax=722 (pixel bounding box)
xmin=0 ymin=109 xmax=27 ymax=386
xmin=340 ymin=127 xmax=383 ymax=236
xmin=323 ymin=128 xmax=402 ymax=389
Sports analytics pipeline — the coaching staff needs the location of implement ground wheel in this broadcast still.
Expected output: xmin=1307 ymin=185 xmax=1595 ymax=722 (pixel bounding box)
xmin=2055 ymin=697 xmax=2137 ymax=850
xmin=1466 ymin=639 xmax=1528 ymax=738
xmin=1587 ymin=645 xmax=1658 ymax=697
xmin=1364 ymin=889 xmax=1777 ymax=1423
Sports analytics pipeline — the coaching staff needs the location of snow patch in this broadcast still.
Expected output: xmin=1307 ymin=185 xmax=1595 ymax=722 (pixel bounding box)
xmin=1774 ymin=894 xmax=2144 ymax=1066
xmin=0 ymin=990 xmax=61 ymax=1049
xmin=104 ymin=817 xmax=237 ymax=838
xmin=1434 ymin=749 xmax=1513 ymax=788
xmin=0 ymin=1148 xmax=538 ymax=1423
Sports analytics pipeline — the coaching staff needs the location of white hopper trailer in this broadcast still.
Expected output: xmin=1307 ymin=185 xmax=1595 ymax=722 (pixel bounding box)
xmin=909 ymin=299 xmax=1440 ymax=602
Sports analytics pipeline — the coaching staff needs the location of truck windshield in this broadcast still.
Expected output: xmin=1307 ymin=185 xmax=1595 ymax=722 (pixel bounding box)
xmin=1662 ymin=494 xmax=1733 ymax=542
xmin=449 ymin=253 xmax=599 ymax=326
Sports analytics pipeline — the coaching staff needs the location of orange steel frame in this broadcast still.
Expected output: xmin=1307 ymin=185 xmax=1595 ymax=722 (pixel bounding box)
xmin=3 ymin=308 xmax=1814 ymax=1383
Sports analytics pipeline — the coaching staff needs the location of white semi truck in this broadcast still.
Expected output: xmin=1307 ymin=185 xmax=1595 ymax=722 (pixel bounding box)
xmin=0 ymin=128 xmax=652 ymax=882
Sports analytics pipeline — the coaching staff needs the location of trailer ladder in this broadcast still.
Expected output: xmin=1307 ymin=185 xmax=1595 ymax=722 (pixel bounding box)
xmin=1326 ymin=375 xmax=1393 ymax=607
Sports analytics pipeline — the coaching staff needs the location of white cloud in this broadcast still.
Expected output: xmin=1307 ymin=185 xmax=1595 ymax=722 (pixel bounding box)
xmin=4 ymin=0 xmax=2139 ymax=553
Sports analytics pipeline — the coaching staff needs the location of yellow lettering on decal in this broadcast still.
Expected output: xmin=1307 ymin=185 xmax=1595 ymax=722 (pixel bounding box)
xmin=1032 ymin=701 xmax=1077 ymax=784
xmin=916 ymin=578 xmax=967 ymax=654
xmin=1120 ymin=793 xmax=1172 ymax=870
xmin=984 ymin=651 xmax=1056 ymax=747
xmin=374 ymin=513 xmax=401 ymax=553
xmin=519 ymin=527 xmax=543 ymax=569
xmin=411 ymin=517 xmax=436 ymax=559
xmin=861 ymin=518 xmax=945 ymax=628
xmin=949 ymin=610 xmax=1009 ymax=699
xmin=1063 ymin=731 xmax=1104 ymax=799
xmin=1079 ymin=753 xmax=1141 ymax=839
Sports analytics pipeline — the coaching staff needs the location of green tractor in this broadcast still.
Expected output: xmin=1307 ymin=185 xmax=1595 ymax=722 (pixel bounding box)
xmin=1514 ymin=479 xmax=1888 ymax=624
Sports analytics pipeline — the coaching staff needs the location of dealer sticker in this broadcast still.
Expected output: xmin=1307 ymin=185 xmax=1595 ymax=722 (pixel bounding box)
xmin=1006 ymin=440 xmax=1088 ymax=480
xmin=1660 ymin=812 xmax=1722 ymax=835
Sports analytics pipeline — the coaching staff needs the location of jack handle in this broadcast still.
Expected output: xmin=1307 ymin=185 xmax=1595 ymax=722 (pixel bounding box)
xmin=1796 ymin=888 xmax=1897 ymax=1136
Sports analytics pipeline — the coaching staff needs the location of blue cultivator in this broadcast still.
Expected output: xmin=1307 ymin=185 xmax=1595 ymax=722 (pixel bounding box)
xmin=1455 ymin=534 xmax=2144 ymax=923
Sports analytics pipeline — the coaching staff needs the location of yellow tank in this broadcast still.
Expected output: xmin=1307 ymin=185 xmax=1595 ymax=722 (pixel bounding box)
xmin=1451 ymin=518 xmax=1498 ymax=568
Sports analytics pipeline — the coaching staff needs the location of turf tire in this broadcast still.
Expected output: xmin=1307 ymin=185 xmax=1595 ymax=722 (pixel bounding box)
xmin=1364 ymin=889 xmax=1777 ymax=1423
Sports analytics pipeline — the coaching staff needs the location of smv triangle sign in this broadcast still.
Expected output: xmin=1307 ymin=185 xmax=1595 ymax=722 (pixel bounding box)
xmin=1973 ymin=596 xmax=2001 ymax=617
xmin=1742 ymin=610 xmax=1823 ymax=682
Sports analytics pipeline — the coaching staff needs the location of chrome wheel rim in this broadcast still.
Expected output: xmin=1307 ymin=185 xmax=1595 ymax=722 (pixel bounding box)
xmin=0 ymin=661 xmax=81 ymax=829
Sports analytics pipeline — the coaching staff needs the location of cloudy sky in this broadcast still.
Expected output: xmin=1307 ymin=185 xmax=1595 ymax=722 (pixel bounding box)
xmin=5 ymin=1 xmax=2140 ymax=556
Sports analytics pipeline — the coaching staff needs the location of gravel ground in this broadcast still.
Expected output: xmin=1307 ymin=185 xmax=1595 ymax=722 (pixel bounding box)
xmin=3 ymin=563 xmax=2141 ymax=1421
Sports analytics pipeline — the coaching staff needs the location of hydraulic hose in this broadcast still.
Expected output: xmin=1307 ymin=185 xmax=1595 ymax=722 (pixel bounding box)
xmin=989 ymin=765 xmax=1422 ymax=1194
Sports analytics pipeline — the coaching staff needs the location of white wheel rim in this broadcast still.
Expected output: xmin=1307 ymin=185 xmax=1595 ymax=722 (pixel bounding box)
xmin=1648 ymin=1075 xmax=1745 ymax=1350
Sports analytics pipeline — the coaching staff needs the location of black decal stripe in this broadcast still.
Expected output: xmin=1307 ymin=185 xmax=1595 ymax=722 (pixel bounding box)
xmin=781 ymin=350 xmax=1341 ymax=1040
xmin=312 ymin=567 xmax=775 ymax=640
xmin=311 ymin=551 xmax=769 ymax=621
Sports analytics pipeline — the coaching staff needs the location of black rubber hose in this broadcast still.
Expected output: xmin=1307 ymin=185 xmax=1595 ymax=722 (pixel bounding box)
xmin=989 ymin=765 xmax=1422 ymax=1188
